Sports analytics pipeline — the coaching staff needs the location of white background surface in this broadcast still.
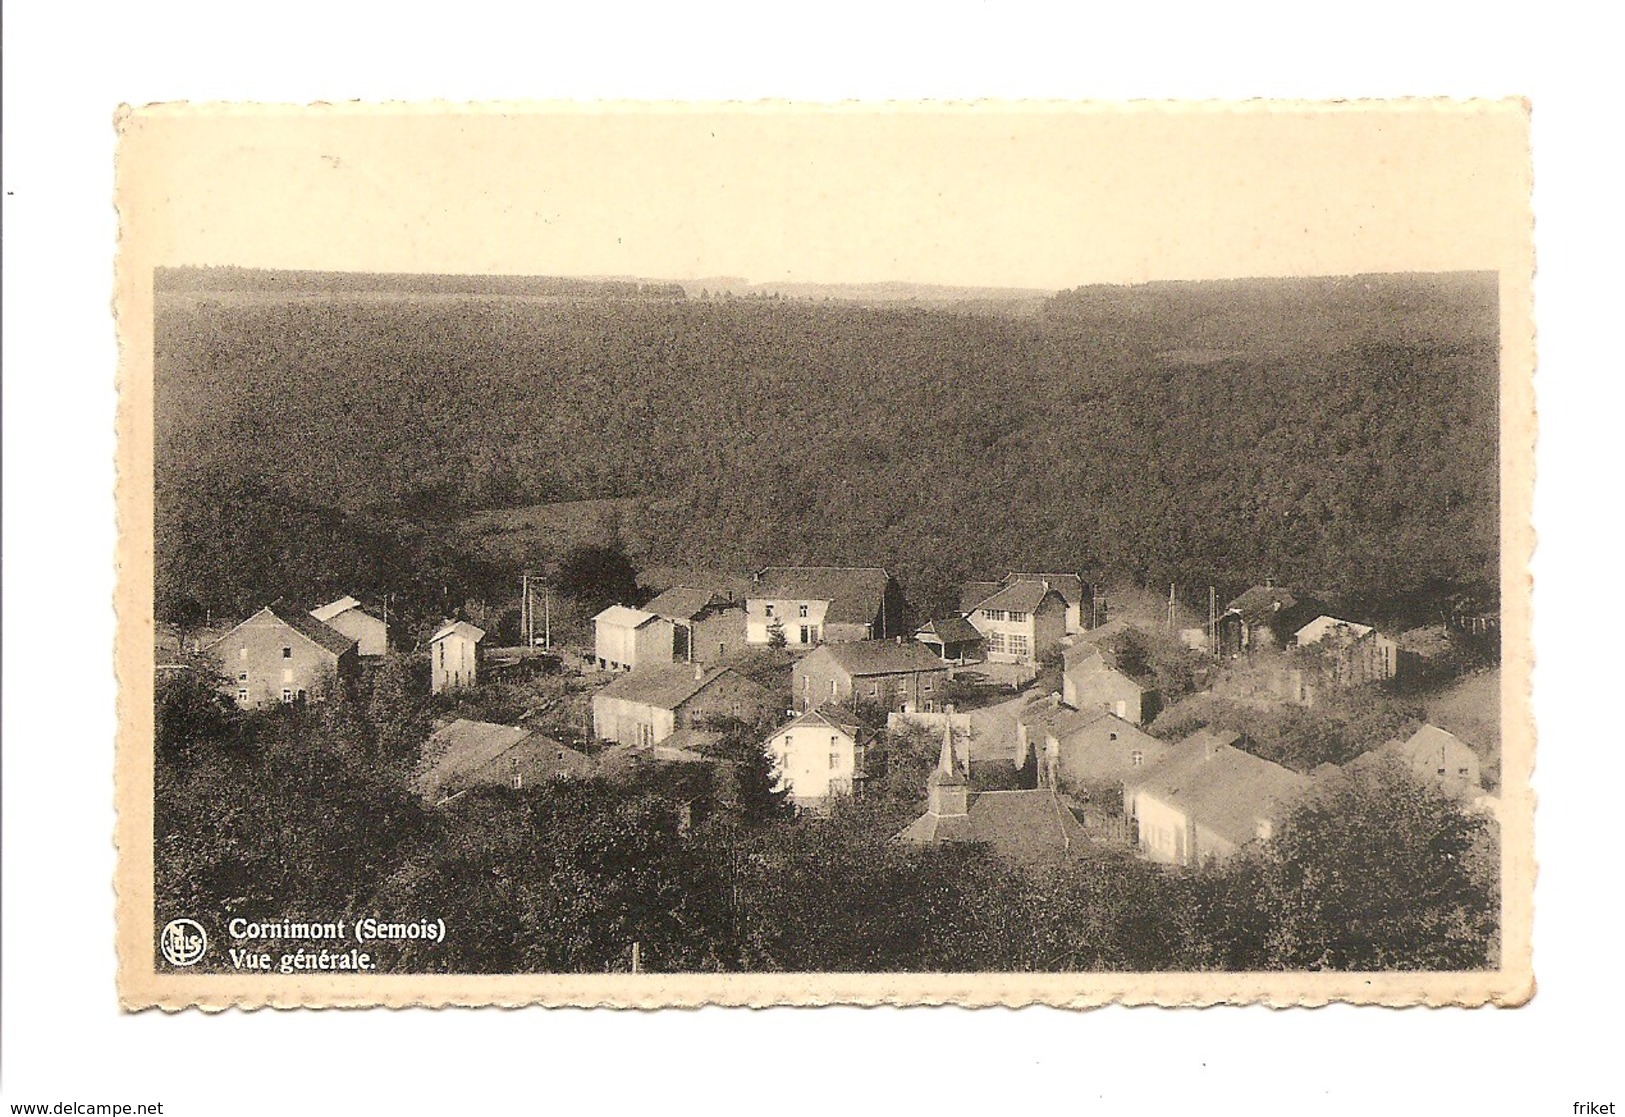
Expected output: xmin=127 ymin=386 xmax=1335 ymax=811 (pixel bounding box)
xmin=3 ymin=3 xmax=1619 ymax=1112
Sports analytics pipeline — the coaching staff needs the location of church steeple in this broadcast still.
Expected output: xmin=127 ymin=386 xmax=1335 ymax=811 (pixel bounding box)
xmin=926 ymin=706 xmax=969 ymax=817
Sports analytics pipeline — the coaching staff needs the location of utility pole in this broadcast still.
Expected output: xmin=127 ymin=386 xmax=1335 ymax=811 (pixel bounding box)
xmin=522 ymin=571 xmax=532 ymax=648
xmin=544 ymin=582 xmax=552 ymax=650
xmin=1208 ymin=585 xmax=1217 ymax=658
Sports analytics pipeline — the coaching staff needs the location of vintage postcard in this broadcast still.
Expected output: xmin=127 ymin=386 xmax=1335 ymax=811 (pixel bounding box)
xmin=114 ymin=100 xmax=1533 ymax=1009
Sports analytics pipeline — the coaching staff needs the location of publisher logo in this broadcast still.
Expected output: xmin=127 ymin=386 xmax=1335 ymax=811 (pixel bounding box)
xmin=160 ymin=918 xmax=208 ymax=966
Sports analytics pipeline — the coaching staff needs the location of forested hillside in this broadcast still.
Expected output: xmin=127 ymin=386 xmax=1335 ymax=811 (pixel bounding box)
xmin=154 ymin=270 xmax=1498 ymax=627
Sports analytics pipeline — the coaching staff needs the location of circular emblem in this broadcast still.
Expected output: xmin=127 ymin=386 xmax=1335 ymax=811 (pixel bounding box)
xmin=160 ymin=918 xmax=208 ymax=966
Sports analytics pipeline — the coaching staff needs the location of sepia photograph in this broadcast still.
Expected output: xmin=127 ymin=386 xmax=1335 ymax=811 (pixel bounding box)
xmin=113 ymin=101 xmax=1532 ymax=1009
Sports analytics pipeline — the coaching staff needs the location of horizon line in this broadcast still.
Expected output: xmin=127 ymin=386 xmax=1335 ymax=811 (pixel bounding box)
xmin=152 ymin=263 xmax=1502 ymax=293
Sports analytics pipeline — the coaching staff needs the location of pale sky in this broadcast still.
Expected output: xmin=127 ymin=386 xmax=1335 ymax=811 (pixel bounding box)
xmin=118 ymin=101 xmax=1530 ymax=288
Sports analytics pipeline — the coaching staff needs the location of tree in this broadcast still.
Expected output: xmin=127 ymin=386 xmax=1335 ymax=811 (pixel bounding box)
xmin=1250 ymin=758 xmax=1498 ymax=970
xmin=369 ymin=653 xmax=430 ymax=766
xmin=155 ymin=669 xmax=241 ymax=759
xmin=766 ymin=620 xmax=787 ymax=650
xmin=556 ymin=543 xmax=639 ymax=617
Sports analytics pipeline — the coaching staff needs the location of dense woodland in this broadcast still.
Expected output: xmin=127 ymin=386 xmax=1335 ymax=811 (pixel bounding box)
xmin=155 ymin=670 xmax=1498 ymax=973
xmin=154 ymin=269 xmax=1498 ymax=634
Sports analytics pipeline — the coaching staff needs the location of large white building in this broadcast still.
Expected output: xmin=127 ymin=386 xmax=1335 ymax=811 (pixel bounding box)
xmin=593 ymin=605 xmax=675 ymax=671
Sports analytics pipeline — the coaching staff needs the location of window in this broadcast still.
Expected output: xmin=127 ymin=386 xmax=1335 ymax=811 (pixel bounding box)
xmin=1109 ymin=731 xmax=1119 ymax=741
xmin=798 ymin=604 xmax=808 ymax=618
xmin=1008 ymin=634 xmax=1030 ymax=657
xmin=282 ymin=646 xmax=292 ymax=659
xmin=830 ymin=679 xmax=837 ymax=697
xmin=1458 ymin=767 xmax=1470 ymax=777
xmin=829 ymin=750 xmax=841 ymax=770
xmin=765 ymin=604 xmax=775 ymax=618
xmin=1131 ymin=750 xmax=1144 ymax=767
xmin=236 ymin=688 xmax=248 ymax=703
xmin=922 ymin=678 xmax=933 ymax=692
xmin=238 ymin=671 xmax=248 ymax=682
xmin=1009 ymin=611 xmax=1027 ymax=623
xmin=869 ymin=683 xmax=879 ymax=697
xmin=281 ymin=688 xmax=294 ymax=704
xmin=799 ymin=625 xmax=810 ymax=644
xmin=984 ymin=609 xmax=1005 ymax=622
xmin=986 ymin=632 xmax=1007 ymax=653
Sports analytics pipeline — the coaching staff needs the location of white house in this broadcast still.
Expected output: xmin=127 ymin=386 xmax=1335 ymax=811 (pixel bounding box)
xmin=744 ymin=567 xmax=900 ymax=647
xmin=310 ymin=595 xmax=388 ymax=657
xmin=593 ymin=604 xmax=675 ymax=671
xmin=1293 ymin=614 xmax=1399 ymax=686
xmin=763 ymin=705 xmax=870 ymax=811
xmin=1124 ymin=729 xmax=1308 ymax=867
xmin=429 ymin=619 xmax=486 ymax=694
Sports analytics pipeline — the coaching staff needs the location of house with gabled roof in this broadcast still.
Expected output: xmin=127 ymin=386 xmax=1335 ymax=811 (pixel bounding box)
xmin=429 ymin=619 xmax=486 ymax=694
xmin=792 ymin=639 xmax=950 ymax=714
xmin=1004 ymin=572 xmax=1090 ymax=634
xmin=310 ymin=594 xmax=388 ymax=657
xmin=207 ymin=604 xmax=358 ymax=708
xmin=746 ymin=566 xmax=904 ymax=648
xmin=763 ymin=704 xmax=873 ymax=811
xmin=963 ymin=580 xmax=1067 ymax=666
xmin=1293 ymin=614 xmax=1399 ymax=687
xmin=1062 ymin=641 xmax=1154 ymax=725
xmin=1016 ymin=694 xmax=1169 ymax=795
xmin=593 ymin=604 xmax=676 ymax=672
xmin=897 ymin=718 xmax=1088 ymax=863
xmin=413 ymin=718 xmax=591 ymax=804
xmin=1217 ymin=584 xmax=1323 ymax=657
xmin=1352 ymin=723 xmax=1481 ymax=796
xmin=592 ymin=663 xmax=772 ymax=748
xmin=1124 ymin=728 xmax=1309 ymax=867
xmin=641 ymin=586 xmax=747 ymax=665
xmin=913 ymin=615 xmax=985 ymax=665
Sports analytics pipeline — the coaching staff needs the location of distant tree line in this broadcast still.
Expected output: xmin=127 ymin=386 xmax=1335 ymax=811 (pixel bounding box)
xmin=154 ymin=272 xmax=1498 ymax=629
